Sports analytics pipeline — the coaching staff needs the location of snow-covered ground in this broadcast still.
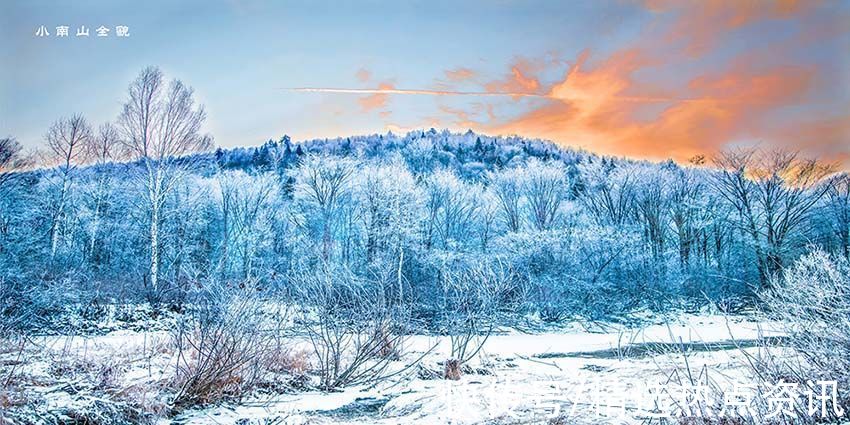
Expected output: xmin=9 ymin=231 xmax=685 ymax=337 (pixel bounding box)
xmin=1 ymin=313 xmax=783 ymax=424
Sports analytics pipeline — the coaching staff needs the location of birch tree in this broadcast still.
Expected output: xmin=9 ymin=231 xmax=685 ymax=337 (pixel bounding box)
xmin=84 ymin=123 xmax=120 ymax=262
xmin=44 ymin=114 xmax=92 ymax=260
xmin=118 ymin=67 xmax=212 ymax=301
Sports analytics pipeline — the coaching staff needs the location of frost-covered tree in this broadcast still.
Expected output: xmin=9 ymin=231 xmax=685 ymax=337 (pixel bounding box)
xmin=523 ymin=159 xmax=568 ymax=231
xmin=82 ymin=123 xmax=121 ymax=262
xmin=578 ymin=161 xmax=636 ymax=227
xmin=424 ymin=169 xmax=479 ymax=250
xmin=0 ymin=137 xmax=29 ymax=189
xmin=291 ymin=155 xmax=358 ymax=263
xmin=825 ymin=173 xmax=850 ymax=260
xmin=0 ymin=137 xmax=31 ymax=257
xmin=488 ymin=167 xmax=523 ymax=232
xmin=43 ymin=114 xmax=92 ymax=260
xmin=713 ymin=149 xmax=833 ymax=288
xmin=215 ymin=170 xmax=278 ymax=281
xmin=118 ymin=66 xmax=212 ymax=301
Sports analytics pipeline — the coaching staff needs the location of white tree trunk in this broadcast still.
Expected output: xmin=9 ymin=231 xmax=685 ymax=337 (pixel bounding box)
xmin=150 ymin=206 xmax=159 ymax=295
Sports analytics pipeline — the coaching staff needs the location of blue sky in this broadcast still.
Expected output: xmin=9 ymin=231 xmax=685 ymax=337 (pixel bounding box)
xmin=2 ymin=0 xmax=848 ymax=165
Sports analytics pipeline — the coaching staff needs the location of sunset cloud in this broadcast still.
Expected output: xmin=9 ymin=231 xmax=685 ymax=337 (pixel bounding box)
xmin=484 ymin=57 xmax=548 ymax=97
xmin=444 ymin=67 xmax=476 ymax=82
xmin=488 ymin=47 xmax=819 ymax=161
xmin=358 ymin=81 xmax=395 ymax=112
xmin=286 ymin=2 xmax=847 ymax=166
xmin=479 ymin=2 xmax=848 ymax=164
xmin=355 ymin=68 xmax=372 ymax=82
xmin=286 ymin=87 xmax=547 ymax=99
xmin=644 ymin=0 xmax=812 ymax=55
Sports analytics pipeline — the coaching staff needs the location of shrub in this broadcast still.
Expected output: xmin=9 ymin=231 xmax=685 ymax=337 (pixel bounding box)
xmin=169 ymin=283 xmax=291 ymax=409
xmin=749 ymin=250 xmax=850 ymax=421
xmin=291 ymin=266 xmax=418 ymax=391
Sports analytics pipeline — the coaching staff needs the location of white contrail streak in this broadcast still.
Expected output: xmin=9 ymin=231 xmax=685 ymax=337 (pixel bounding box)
xmin=283 ymin=87 xmax=733 ymax=103
xmin=282 ymin=87 xmax=547 ymax=98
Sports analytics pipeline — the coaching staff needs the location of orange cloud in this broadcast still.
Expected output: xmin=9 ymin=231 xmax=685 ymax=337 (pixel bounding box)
xmin=769 ymin=114 xmax=850 ymax=168
xmin=484 ymin=57 xmax=544 ymax=97
xmin=489 ymin=48 xmax=821 ymax=162
xmin=358 ymin=81 xmax=394 ymax=112
xmin=356 ymin=68 xmax=372 ymax=82
xmin=644 ymin=0 xmax=812 ymax=55
xmin=439 ymin=105 xmax=477 ymax=128
xmin=477 ymin=2 xmax=847 ymax=164
xmin=444 ymin=67 xmax=476 ymax=82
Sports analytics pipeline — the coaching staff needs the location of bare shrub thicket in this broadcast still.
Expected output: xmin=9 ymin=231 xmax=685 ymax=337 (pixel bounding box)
xmin=292 ymin=266 xmax=421 ymax=391
xmin=644 ymin=252 xmax=850 ymax=424
xmin=437 ymin=258 xmax=518 ymax=379
xmin=744 ymin=250 xmax=850 ymax=422
xmin=169 ymin=282 xmax=291 ymax=409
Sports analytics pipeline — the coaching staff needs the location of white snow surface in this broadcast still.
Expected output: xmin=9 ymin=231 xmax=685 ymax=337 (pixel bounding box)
xmin=3 ymin=313 xmax=782 ymax=424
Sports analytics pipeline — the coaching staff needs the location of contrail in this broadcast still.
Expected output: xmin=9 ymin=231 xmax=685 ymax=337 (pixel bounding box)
xmin=283 ymin=87 xmax=729 ymax=103
xmin=282 ymin=87 xmax=547 ymax=98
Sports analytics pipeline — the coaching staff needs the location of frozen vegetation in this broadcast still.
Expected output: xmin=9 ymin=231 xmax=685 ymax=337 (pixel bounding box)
xmin=1 ymin=67 xmax=849 ymax=424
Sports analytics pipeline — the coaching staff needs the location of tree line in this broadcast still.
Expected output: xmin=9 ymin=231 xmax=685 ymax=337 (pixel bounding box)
xmin=1 ymin=66 xmax=848 ymax=329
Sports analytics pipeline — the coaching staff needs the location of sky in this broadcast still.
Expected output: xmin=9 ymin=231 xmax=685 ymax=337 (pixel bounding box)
xmin=1 ymin=0 xmax=849 ymax=166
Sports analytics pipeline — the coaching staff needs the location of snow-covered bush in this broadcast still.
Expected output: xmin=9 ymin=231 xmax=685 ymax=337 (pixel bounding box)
xmin=436 ymin=257 xmax=519 ymax=372
xmin=170 ymin=282 xmax=291 ymax=409
xmin=752 ymin=250 xmax=850 ymax=420
xmin=291 ymin=266 xmax=414 ymax=390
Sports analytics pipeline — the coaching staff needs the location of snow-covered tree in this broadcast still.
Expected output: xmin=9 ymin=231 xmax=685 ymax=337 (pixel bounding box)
xmin=118 ymin=66 xmax=212 ymax=301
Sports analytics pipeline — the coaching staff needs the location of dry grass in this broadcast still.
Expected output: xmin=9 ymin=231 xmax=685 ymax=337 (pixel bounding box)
xmin=443 ymin=358 xmax=462 ymax=380
xmin=267 ymin=347 xmax=312 ymax=376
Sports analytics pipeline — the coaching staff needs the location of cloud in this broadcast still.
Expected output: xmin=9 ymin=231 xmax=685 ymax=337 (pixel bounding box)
xmin=484 ymin=57 xmax=545 ymax=97
xmin=769 ymin=113 xmax=850 ymax=168
xmin=644 ymin=0 xmax=813 ymax=55
xmin=477 ymin=2 xmax=847 ymax=164
xmin=356 ymin=68 xmax=372 ymax=82
xmin=286 ymin=87 xmax=546 ymax=98
xmin=358 ymin=81 xmax=394 ymax=112
xmin=439 ymin=105 xmax=476 ymax=128
xmin=489 ymin=47 xmax=819 ymax=161
xmin=444 ymin=67 xmax=476 ymax=82
xmin=289 ymin=2 xmax=846 ymax=165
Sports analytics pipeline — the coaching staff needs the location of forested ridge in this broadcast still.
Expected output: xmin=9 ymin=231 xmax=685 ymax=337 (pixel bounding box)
xmin=1 ymin=67 xmax=848 ymax=331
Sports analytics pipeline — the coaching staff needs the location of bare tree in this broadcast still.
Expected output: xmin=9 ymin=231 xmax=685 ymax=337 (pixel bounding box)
xmin=524 ymin=160 xmax=568 ymax=231
xmin=44 ymin=114 xmax=92 ymax=259
xmin=118 ymin=66 xmax=212 ymax=302
xmin=291 ymin=266 xmax=421 ymax=390
xmin=0 ymin=137 xmax=30 ymax=189
xmin=579 ymin=161 xmax=636 ymax=227
xmin=0 ymin=137 xmax=31 ymax=255
xmin=825 ymin=173 xmax=850 ymax=260
xmin=488 ymin=169 xmax=523 ymax=232
xmin=713 ymin=149 xmax=833 ymax=288
xmin=85 ymin=123 xmax=121 ymax=261
xmin=633 ymin=167 xmax=670 ymax=261
xmin=438 ymin=258 xmax=516 ymax=379
xmin=216 ymin=171 xmax=277 ymax=281
xmin=424 ymin=170 xmax=478 ymax=249
xmin=475 ymin=188 xmax=499 ymax=252
xmin=291 ymin=155 xmax=357 ymax=263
